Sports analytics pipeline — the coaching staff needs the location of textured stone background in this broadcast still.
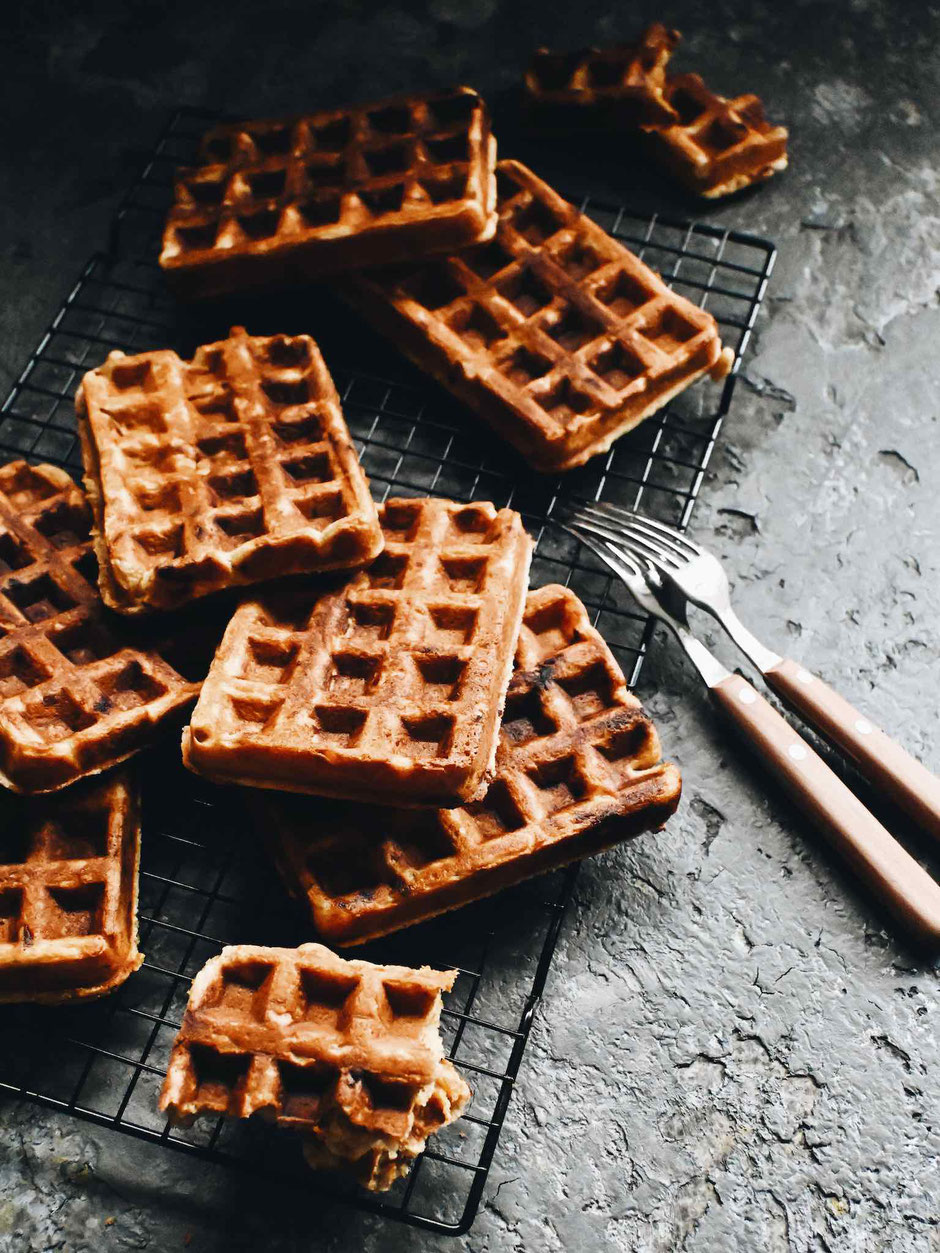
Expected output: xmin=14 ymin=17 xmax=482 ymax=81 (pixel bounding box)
xmin=2 ymin=1 xmax=939 ymax=1250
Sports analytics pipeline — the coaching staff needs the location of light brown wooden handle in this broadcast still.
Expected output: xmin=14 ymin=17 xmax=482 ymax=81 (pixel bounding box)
xmin=766 ymin=657 xmax=940 ymax=844
xmin=712 ymin=673 xmax=940 ymax=949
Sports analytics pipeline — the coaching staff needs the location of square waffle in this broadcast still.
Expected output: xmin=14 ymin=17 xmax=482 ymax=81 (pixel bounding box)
xmin=524 ymin=24 xmax=680 ymax=126
xmin=182 ymin=497 xmax=532 ymax=806
xmin=159 ymin=942 xmax=470 ymax=1190
xmin=0 ymin=772 xmax=142 ymax=1003
xmin=0 ymin=462 xmax=201 ymax=794
xmin=642 ymin=73 xmax=789 ymax=199
xmin=77 ymin=327 xmax=383 ymax=615
xmin=159 ymin=88 xmax=497 ymax=299
xmin=261 ymin=585 xmax=681 ymax=945
xmin=341 ymin=160 xmax=733 ymax=472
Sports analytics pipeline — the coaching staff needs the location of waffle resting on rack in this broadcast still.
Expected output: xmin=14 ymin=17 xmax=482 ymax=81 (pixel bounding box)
xmin=0 ymin=772 xmax=142 ymax=1003
xmin=0 ymin=461 xmax=202 ymax=793
xmin=159 ymin=88 xmax=497 ymax=299
xmin=262 ymin=584 xmax=681 ymax=944
xmin=341 ymin=160 xmax=732 ymax=472
xmin=524 ymin=24 xmax=680 ymax=126
xmin=77 ymin=328 xmax=383 ymax=615
xmin=183 ymin=497 xmax=532 ymax=806
xmin=159 ymin=942 xmax=470 ymax=1190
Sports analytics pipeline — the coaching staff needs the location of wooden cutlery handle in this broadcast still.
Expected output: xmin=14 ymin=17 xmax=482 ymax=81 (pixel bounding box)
xmin=765 ymin=657 xmax=940 ymax=844
xmin=711 ymin=673 xmax=940 ymax=949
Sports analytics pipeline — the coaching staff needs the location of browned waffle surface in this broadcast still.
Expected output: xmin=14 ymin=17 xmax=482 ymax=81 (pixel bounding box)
xmin=342 ymin=160 xmax=732 ymax=472
xmin=159 ymin=942 xmax=470 ymax=1190
xmin=643 ymin=73 xmax=788 ymax=199
xmin=263 ymin=584 xmax=681 ymax=945
xmin=524 ymin=27 xmax=787 ymax=200
xmin=0 ymin=772 xmax=142 ymax=1003
xmin=77 ymin=328 xmax=383 ymax=615
xmin=183 ymin=497 xmax=533 ymax=806
xmin=159 ymin=88 xmax=497 ymax=298
xmin=0 ymin=462 xmax=201 ymax=793
xmin=524 ymin=24 xmax=680 ymax=125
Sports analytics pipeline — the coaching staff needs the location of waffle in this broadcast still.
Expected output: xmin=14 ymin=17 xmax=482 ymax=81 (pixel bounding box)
xmin=183 ymin=497 xmax=532 ymax=806
xmin=0 ymin=462 xmax=202 ymax=794
xmin=342 ymin=160 xmax=733 ymax=472
xmin=642 ymin=73 xmax=789 ymax=199
xmin=159 ymin=942 xmax=470 ymax=1190
xmin=524 ymin=28 xmax=788 ymax=200
xmin=262 ymin=584 xmax=681 ymax=945
xmin=524 ymin=24 xmax=680 ymax=126
xmin=77 ymin=328 xmax=383 ymax=615
xmin=0 ymin=772 xmax=142 ymax=1003
xmin=159 ymin=88 xmax=497 ymax=299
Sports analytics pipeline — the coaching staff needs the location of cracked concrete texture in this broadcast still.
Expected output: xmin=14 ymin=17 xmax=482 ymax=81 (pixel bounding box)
xmin=2 ymin=1 xmax=939 ymax=1250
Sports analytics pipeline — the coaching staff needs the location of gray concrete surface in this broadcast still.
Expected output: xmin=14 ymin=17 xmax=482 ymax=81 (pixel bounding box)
xmin=2 ymin=1 xmax=939 ymax=1249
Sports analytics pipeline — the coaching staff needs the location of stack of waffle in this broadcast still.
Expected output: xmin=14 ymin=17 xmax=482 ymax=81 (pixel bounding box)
xmin=525 ymin=24 xmax=788 ymax=199
xmin=2 ymin=81 xmax=699 ymax=1195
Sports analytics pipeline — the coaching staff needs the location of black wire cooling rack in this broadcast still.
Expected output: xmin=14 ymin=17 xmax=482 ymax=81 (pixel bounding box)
xmin=0 ymin=108 xmax=775 ymax=1236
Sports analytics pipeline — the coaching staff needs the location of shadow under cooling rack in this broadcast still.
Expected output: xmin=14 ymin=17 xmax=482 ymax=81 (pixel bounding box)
xmin=0 ymin=106 xmax=775 ymax=1236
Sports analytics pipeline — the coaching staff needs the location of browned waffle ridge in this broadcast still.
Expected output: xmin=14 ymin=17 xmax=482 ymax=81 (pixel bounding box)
xmin=0 ymin=462 xmax=201 ymax=794
xmin=77 ymin=328 xmax=383 ymax=615
xmin=159 ymin=942 xmax=470 ymax=1191
xmin=182 ymin=497 xmax=533 ymax=806
xmin=523 ymin=27 xmax=788 ymax=199
xmin=159 ymin=88 xmax=498 ymax=299
xmin=341 ymin=160 xmax=733 ymax=472
xmin=642 ymin=73 xmax=788 ymax=199
xmin=525 ymin=24 xmax=680 ymax=126
xmin=0 ymin=772 xmax=142 ymax=1003
xmin=262 ymin=584 xmax=681 ymax=945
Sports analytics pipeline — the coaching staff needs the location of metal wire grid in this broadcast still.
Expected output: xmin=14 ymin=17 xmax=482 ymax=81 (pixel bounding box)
xmin=0 ymin=107 xmax=775 ymax=1236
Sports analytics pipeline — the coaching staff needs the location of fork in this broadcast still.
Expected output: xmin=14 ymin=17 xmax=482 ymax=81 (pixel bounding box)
xmin=564 ymin=500 xmax=940 ymax=846
xmin=558 ymin=508 xmax=940 ymax=948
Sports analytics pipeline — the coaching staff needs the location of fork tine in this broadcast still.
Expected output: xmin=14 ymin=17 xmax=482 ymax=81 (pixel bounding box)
xmin=567 ymin=499 xmax=703 ymax=560
xmin=561 ymin=504 xmax=685 ymax=569
xmin=562 ymin=521 xmax=645 ymax=585
xmin=615 ymin=528 xmax=684 ymax=569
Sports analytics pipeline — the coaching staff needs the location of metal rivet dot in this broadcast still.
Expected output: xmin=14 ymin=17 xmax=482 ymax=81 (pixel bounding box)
xmin=788 ymin=743 xmax=808 ymax=761
xmin=855 ymin=719 xmax=874 ymax=735
xmin=738 ymin=687 xmax=757 ymax=704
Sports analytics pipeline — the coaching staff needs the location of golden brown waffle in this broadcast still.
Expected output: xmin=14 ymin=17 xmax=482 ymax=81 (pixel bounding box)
xmin=0 ymin=462 xmax=201 ymax=794
xmin=159 ymin=88 xmax=497 ymax=299
xmin=262 ymin=585 xmax=681 ymax=945
xmin=159 ymin=942 xmax=470 ymax=1190
xmin=523 ymin=27 xmax=788 ymax=200
xmin=643 ymin=73 xmax=789 ymax=199
xmin=77 ymin=328 xmax=383 ymax=615
xmin=524 ymin=24 xmax=680 ymax=126
xmin=342 ymin=160 xmax=732 ymax=473
xmin=182 ymin=497 xmax=532 ymax=806
xmin=0 ymin=772 xmax=142 ymax=1003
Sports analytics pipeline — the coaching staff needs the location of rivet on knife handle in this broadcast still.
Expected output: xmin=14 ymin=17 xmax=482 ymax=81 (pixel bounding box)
xmin=711 ymin=673 xmax=940 ymax=951
xmin=765 ymin=658 xmax=940 ymax=844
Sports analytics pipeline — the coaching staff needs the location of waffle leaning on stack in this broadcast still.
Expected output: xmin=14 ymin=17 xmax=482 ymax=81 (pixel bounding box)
xmin=1 ymin=84 xmax=700 ymax=1190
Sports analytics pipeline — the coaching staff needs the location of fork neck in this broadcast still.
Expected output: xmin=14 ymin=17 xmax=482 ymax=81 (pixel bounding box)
xmin=718 ymin=604 xmax=783 ymax=675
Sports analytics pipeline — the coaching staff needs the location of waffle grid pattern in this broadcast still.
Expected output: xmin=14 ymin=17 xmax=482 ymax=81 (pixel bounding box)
xmin=78 ymin=327 xmax=382 ymax=613
xmin=0 ymin=462 xmax=199 ymax=792
xmin=0 ymin=106 xmax=774 ymax=1236
xmin=524 ymin=26 xmax=788 ymax=199
xmin=343 ymin=159 xmax=731 ymax=471
xmin=184 ymin=498 xmax=532 ymax=805
xmin=525 ymin=23 xmax=679 ymax=122
xmin=160 ymin=89 xmax=496 ymax=296
xmin=0 ymin=773 xmax=141 ymax=1002
xmin=160 ymin=943 xmax=468 ymax=1190
xmin=645 ymin=73 xmax=789 ymax=199
xmin=267 ymin=585 xmax=681 ymax=944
